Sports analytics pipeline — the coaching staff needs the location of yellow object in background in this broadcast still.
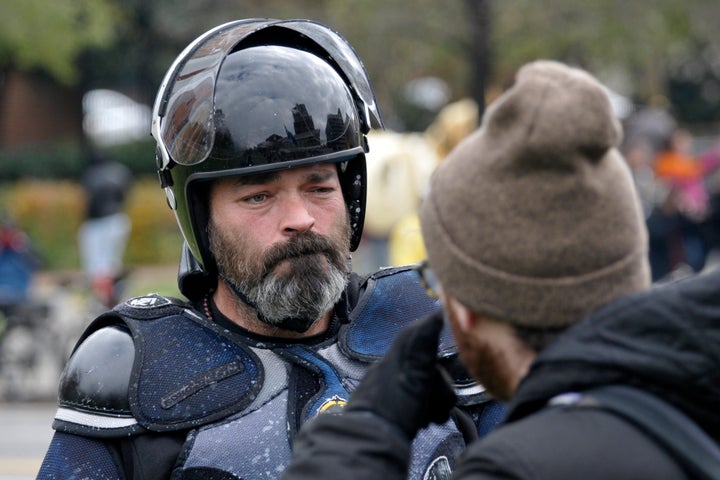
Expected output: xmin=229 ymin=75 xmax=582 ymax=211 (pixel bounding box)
xmin=388 ymin=213 xmax=427 ymax=266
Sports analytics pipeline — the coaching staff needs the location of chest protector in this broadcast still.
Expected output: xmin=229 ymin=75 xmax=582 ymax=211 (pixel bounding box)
xmin=52 ymin=266 xmax=485 ymax=479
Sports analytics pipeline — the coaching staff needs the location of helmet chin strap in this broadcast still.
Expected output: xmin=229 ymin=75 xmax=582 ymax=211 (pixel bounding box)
xmin=220 ymin=275 xmax=316 ymax=333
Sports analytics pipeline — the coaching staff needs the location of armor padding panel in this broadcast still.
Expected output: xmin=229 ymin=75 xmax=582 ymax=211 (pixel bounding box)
xmin=343 ymin=268 xmax=452 ymax=360
xmin=37 ymin=432 xmax=121 ymax=479
xmin=127 ymin=314 xmax=262 ymax=430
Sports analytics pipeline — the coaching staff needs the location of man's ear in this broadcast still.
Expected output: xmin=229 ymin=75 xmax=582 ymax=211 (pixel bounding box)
xmin=443 ymin=294 xmax=479 ymax=334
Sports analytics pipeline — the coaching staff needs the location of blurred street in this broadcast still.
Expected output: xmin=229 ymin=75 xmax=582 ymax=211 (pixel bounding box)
xmin=0 ymin=401 xmax=55 ymax=479
xmin=0 ymin=264 xmax=178 ymax=479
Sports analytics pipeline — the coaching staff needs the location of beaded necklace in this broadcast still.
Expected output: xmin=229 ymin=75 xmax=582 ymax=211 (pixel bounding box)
xmin=202 ymin=294 xmax=213 ymax=321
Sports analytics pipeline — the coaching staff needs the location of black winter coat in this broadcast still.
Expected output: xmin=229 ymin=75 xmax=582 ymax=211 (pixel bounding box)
xmin=283 ymin=268 xmax=720 ymax=479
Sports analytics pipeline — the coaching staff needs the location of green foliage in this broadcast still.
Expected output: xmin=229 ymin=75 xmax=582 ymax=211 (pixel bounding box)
xmin=0 ymin=141 xmax=86 ymax=180
xmin=124 ymin=178 xmax=183 ymax=265
xmin=105 ymin=140 xmax=158 ymax=176
xmin=0 ymin=0 xmax=122 ymax=84
xmin=153 ymin=0 xmax=720 ymax=124
xmin=492 ymin=0 xmax=720 ymax=98
xmin=3 ymin=0 xmax=720 ymax=144
xmin=0 ymin=139 xmax=156 ymax=180
xmin=1 ymin=178 xmax=182 ymax=271
xmin=3 ymin=180 xmax=85 ymax=270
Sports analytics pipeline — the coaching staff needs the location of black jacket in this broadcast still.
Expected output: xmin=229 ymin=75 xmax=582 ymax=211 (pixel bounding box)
xmin=284 ymin=268 xmax=720 ymax=479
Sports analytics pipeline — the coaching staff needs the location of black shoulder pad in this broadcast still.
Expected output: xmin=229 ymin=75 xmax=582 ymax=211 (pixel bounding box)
xmin=54 ymin=325 xmax=142 ymax=437
xmin=60 ymin=324 xmax=134 ymax=413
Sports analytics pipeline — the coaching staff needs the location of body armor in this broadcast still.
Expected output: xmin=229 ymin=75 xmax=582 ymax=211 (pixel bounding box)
xmin=38 ymin=267 xmax=502 ymax=479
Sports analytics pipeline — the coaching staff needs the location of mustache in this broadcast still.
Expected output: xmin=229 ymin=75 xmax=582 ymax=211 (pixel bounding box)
xmin=261 ymin=232 xmax=340 ymax=274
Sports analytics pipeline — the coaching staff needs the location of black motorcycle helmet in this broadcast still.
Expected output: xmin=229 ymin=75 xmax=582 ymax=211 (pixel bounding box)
xmin=151 ymin=19 xmax=383 ymax=299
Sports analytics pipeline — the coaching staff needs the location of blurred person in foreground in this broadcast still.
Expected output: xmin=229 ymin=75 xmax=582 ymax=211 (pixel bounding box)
xmin=282 ymin=60 xmax=720 ymax=479
xmin=37 ymin=19 xmax=503 ymax=480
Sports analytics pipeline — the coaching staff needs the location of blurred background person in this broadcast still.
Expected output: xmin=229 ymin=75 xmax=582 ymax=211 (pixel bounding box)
xmin=0 ymin=215 xmax=41 ymax=307
xmin=77 ymin=149 xmax=133 ymax=308
xmin=649 ymin=127 xmax=720 ymax=279
xmin=387 ymin=98 xmax=480 ymax=266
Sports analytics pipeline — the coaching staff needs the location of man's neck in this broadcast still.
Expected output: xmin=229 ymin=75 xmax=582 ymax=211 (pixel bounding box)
xmin=212 ymin=281 xmax=332 ymax=339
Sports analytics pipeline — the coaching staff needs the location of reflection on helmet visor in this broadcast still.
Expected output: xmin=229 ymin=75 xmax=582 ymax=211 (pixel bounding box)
xmin=160 ymin=21 xmax=268 ymax=165
xmin=277 ymin=20 xmax=383 ymax=130
xmin=208 ymin=46 xmax=361 ymax=166
xmin=156 ymin=19 xmax=382 ymax=166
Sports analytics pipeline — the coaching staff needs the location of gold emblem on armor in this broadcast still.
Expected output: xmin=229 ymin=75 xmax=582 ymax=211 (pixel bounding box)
xmin=318 ymin=395 xmax=347 ymax=414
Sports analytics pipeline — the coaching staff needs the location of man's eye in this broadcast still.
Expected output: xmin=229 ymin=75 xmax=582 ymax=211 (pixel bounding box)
xmin=245 ymin=193 xmax=268 ymax=203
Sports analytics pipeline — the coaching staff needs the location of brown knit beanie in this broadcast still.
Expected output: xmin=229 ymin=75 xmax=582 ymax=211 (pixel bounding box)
xmin=419 ymin=60 xmax=650 ymax=328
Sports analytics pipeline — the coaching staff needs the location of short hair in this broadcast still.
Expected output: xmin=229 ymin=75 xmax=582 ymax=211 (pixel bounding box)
xmin=512 ymin=323 xmax=570 ymax=352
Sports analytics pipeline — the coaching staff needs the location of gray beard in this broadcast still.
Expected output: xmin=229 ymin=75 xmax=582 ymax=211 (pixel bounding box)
xmin=243 ymin=254 xmax=348 ymax=327
xmin=209 ymin=223 xmax=350 ymax=331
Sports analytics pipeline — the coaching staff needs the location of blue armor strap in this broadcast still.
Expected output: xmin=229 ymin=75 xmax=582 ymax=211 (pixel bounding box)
xmin=341 ymin=266 xmax=452 ymax=360
xmin=108 ymin=294 xmax=264 ymax=431
xmin=278 ymin=345 xmax=352 ymax=440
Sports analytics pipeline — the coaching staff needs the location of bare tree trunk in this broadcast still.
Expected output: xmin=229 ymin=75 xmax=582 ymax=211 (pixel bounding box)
xmin=465 ymin=0 xmax=491 ymax=121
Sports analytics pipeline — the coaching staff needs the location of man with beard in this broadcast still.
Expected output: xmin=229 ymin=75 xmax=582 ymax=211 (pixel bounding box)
xmin=37 ymin=19 xmax=503 ymax=480
xmin=281 ymin=61 xmax=720 ymax=479
xmin=206 ymin=168 xmax=353 ymax=338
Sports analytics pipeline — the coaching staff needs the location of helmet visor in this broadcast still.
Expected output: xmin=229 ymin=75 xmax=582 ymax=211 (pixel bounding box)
xmin=277 ymin=19 xmax=383 ymax=130
xmin=153 ymin=19 xmax=382 ymax=167
xmin=156 ymin=20 xmax=270 ymax=166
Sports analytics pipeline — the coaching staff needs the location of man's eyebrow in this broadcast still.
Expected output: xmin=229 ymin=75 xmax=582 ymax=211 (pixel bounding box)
xmin=230 ymin=168 xmax=336 ymax=187
xmin=233 ymin=172 xmax=280 ymax=186
xmin=305 ymin=170 xmax=336 ymax=183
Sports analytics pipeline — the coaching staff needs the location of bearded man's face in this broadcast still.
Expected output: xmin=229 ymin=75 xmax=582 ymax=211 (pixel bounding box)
xmin=208 ymin=164 xmax=351 ymax=331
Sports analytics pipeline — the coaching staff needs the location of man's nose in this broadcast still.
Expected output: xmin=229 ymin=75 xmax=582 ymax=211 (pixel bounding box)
xmin=280 ymin=195 xmax=315 ymax=235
